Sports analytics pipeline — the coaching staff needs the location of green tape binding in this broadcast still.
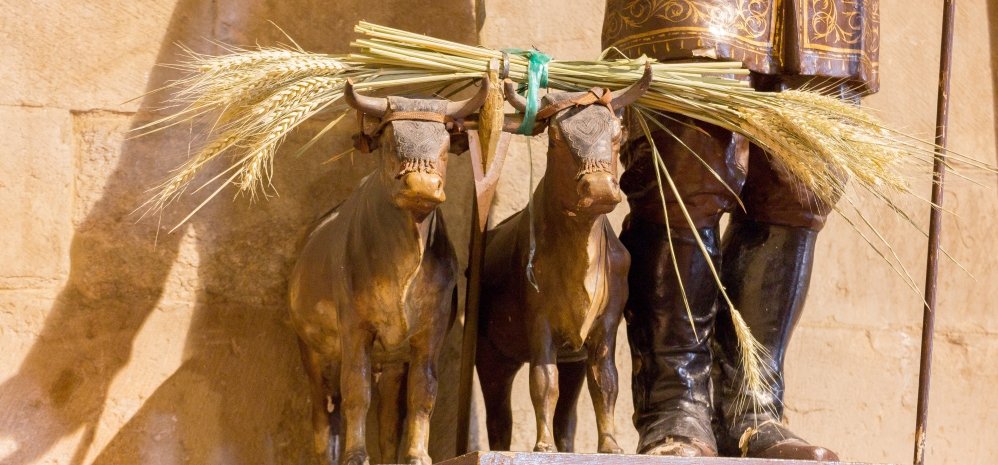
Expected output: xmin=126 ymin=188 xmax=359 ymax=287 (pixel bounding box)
xmin=504 ymin=48 xmax=551 ymax=135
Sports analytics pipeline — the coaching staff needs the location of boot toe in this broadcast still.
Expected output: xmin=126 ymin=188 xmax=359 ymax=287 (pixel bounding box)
xmin=757 ymin=439 xmax=840 ymax=462
xmin=643 ymin=437 xmax=717 ymax=457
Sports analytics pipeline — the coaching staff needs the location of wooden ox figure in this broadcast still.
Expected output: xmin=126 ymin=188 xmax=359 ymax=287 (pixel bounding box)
xmin=476 ymin=66 xmax=652 ymax=454
xmin=289 ymin=78 xmax=489 ymax=465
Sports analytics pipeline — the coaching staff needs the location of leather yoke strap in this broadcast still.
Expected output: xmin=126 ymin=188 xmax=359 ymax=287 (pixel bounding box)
xmin=534 ymin=87 xmax=614 ymax=121
xmin=354 ymin=109 xmax=463 ymax=153
xmin=373 ymin=110 xmax=452 ymax=135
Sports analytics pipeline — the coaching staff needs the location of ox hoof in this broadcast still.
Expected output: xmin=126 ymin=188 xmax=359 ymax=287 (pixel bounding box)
xmin=533 ymin=442 xmax=558 ymax=453
xmin=404 ymin=452 xmax=432 ymax=465
xmin=342 ymin=449 xmax=369 ymax=465
xmin=598 ymin=436 xmax=624 ymax=454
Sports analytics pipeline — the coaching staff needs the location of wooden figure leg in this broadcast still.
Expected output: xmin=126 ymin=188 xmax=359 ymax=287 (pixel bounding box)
xmin=401 ymin=332 xmax=444 ymax=465
xmin=553 ymin=360 xmax=586 ymax=452
xmin=587 ymin=322 xmax=624 ymax=454
xmin=528 ymin=322 xmax=559 ymax=453
xmin=377 ymin=363 xmax=407 ymax=464
xmin=329 ymin=388 xmax=343 ymax=465
xmin=298 ymin=338 xmax=334 ymax=463
xmin=340 ymin=328 xmax=375 ymax=465
xmin=476 ymin=335 xmax=520 ymax=450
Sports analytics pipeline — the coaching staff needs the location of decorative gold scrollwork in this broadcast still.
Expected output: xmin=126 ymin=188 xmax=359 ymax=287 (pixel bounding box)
xmin=604 ymin=0 xmax=775 ymax=47
xmin=603 ymin=0 xmax=879 ymax=90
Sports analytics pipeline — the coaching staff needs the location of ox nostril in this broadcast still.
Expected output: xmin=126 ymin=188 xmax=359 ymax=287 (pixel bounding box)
xmin=401 ymin=172 xmax=446 ymax=205
xmin=578 ymin=173 xmax=622 ymax=206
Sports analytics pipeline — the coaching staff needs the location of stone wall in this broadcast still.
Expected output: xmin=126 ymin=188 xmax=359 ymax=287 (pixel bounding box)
xmin=1 ymin=1 xmax=995 ymax=464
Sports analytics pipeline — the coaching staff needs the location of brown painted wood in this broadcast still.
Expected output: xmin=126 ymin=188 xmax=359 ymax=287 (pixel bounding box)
xmin=457 ymin=129 xmax=513 ymax=454
xmin=468 ymin=131 xmax=512 ymax=231
xmin=436 ymin=451 xmax=888 ymax=465
xmin=456 ymin=131 xmax=488 ymax=455
xmin=915 ymin=1 xmax=956 ymax=464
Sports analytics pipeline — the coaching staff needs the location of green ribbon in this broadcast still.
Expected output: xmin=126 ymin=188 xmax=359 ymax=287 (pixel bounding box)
xmin=504 ymin=49 xmax=551 ymax=135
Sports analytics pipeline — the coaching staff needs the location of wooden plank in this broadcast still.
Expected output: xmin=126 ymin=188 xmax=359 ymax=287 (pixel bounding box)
xmin=437 ymin=451 xmax=891 ymax=465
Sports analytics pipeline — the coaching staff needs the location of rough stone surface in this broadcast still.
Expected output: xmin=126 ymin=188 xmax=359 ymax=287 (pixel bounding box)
xmin=0 ymin=107 xmax=74 ymax=290
xmin=0 ymin=1 xmax=194 ymax=111
xmin=0 ymin=1 xmax=996 ymax=465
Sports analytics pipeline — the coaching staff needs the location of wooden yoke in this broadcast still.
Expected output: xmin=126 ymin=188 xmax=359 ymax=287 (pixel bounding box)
xmin=457 ymin=59 xmax=513 ymax=453
xmin=470 ymin=58 xmax=512 ymax=227
xmin=467 ymin=131 xmax=512 ymax=229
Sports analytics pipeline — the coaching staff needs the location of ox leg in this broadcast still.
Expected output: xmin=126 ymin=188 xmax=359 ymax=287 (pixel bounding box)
xmin=528 ymin=321 xmax=559 ymax=453
xmin=401 ymin=332 xmax=443 ymax=465
xmin=340 ymin=328 xmax=375 ymax=465
xmin=553 ymin=360 xmax=585 ymax=452
xmin=587 ymin=321 xmax=624 ymax=454
xmin=329 ymin=388 xmax=343 ymax=465
xmin=476 ymin=335 xmax=520 ymax=450
xmin=377 ymin=363 xmax=407 ymax=464
xmin=299 ymin=338 xmax=335 ymax=463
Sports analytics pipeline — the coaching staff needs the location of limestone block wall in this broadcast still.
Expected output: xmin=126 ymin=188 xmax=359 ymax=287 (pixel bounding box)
xmin=1 ymin=1 xmax=995 ymax=465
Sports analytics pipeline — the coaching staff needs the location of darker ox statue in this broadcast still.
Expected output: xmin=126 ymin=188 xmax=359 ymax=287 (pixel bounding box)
xmin=477 ymin=66 xmax=652 ymax=454
xmin=289 ymin=78 xmax=489 ymax=465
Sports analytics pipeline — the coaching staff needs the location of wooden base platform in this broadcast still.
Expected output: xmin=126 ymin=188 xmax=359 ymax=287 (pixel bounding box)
xmin=437 ymin=451 xmax=886 ymax=465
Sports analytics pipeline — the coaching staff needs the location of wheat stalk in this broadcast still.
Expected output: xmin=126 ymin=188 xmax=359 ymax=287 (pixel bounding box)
xmin=137 ymin=131 xmax=241 ymax=217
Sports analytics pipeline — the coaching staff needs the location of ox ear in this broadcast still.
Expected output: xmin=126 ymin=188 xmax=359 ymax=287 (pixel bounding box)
xmin=610 ymin=63 xmax=653 ymax=109
xmin=448 ymin=131 xmax=470 ymax=154
xmin=446 ymin=76 xmax=491 ymax=119
xmin=344 ymin=79 xmax=388 ymax=118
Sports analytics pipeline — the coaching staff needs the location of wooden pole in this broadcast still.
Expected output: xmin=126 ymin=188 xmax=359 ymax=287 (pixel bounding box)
xmin=455 ymin=130 xmax=511 ymax=454
xmin=914 ymin=1 xmax=956 ymax=464
xmin=455 ymin=183 xmax=487 ymax=455
xmin=457 ymin=60 xmax=509 ymax=454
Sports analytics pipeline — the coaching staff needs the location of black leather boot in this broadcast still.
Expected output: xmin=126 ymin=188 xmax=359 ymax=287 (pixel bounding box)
xmin=619 ymin=216 xmax=721 ymax=457
xmin=715 ymin=219 xmax=839 ymax=461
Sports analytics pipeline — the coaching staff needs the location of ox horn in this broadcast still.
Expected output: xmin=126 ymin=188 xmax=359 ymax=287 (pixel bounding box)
xmin=344 ymin=79 xmax=388 ymax=118
xmin=503 ymin=79 xmax=528 ymax=113
xmin=610 ymin=63 xmax=653 ymax=109
xmin=445 ymin=76 xmax=491 ymax=118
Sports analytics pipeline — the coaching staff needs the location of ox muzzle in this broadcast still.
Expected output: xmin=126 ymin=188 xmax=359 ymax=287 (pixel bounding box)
xmin=575 ymin=171 xmax=622 ymax=214
xmin=394 ymin=170 xmax=446 ymax=218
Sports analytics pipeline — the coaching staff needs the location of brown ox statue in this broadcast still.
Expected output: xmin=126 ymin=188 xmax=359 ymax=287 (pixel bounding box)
xmin=477 ymin=66 xmax=652 ymax=454
xmin=289 ymin=78 xmax=489 ymax=465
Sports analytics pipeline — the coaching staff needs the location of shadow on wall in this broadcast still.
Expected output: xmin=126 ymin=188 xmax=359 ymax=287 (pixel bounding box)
xmin=0 ymin=1 xmax=477 ymax=464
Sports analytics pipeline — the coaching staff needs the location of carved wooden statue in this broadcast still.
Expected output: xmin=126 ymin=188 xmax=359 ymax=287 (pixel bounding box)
xmin=476 ymin=66 xmax=652 ymax=454
xmin=288 ymin=79 xmax=489 ymax=465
